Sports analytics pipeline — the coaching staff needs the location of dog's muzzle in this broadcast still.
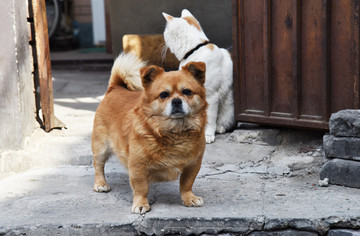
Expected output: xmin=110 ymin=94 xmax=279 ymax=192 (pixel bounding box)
xmin=170 ymin=98 xmax=185 ymax=118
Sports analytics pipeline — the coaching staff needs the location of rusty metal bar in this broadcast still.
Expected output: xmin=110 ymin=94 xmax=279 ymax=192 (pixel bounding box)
xmin=232 ymin=0 xmax=240 ymax=118
xmin=323 ymin=0 xmax=331 ymax=121
xmin=353 ymin=0 xmax=360 ymax=109
xmin=323 ymin=0 xmax=332 ymax=121
xmin=263 ymin=0 xmax=271 ymax=117
xmin=293 ymin=0 xmax=301 ymax=118
xmin=232 ymin=0 xmax=245 ymax=119
xmin=239 ymin=0 xmax=246 ymax=116
xmin=32 ymin=0 xmax=64 ymax=131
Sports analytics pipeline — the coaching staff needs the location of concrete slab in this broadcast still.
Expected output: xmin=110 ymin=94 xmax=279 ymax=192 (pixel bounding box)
xmin=1 ymin=69 xmax=359 ymax=235
xmin=1 ymin=161 xmax=360 ymax=235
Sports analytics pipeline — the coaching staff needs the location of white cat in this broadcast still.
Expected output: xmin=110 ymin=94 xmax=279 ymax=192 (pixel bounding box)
xmin=162 ymin=9 xmax=235 ymax=143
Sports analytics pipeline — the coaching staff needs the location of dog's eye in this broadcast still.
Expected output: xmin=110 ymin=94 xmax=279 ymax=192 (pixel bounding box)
xmin=182 ymin=89 xmax=192 ymax=96
xmin=159 ymin=91 xmax=170 ymax=99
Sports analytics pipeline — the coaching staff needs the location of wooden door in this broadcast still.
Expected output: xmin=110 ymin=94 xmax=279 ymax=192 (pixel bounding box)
xmin=232 ymin=0 xmax=360 ymax=130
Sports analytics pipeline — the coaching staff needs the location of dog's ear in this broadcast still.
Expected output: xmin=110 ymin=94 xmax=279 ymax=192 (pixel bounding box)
xmin=162 ymin=12 xmax=174 ymax=22
xmin=182 ymin=61 xmax=206 ymax=86
xmin=140 ymin=65 xmax=164 ymax=89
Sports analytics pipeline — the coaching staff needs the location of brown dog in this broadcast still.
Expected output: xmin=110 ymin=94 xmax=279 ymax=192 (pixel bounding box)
xmin=91 ymin=53 xmax=207 ymax=214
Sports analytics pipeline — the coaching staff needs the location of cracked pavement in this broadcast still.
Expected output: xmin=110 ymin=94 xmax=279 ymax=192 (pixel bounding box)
xmin=1 ymin=69 xmax=360 ymax=235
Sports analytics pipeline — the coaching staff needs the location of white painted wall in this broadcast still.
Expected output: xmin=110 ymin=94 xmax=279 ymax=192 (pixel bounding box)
xmin=90 ymin=0 xmax=106 ymax=45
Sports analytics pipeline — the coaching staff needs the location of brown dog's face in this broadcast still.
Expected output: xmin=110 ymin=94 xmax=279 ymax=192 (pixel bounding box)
xmin=140 ymin=62 xmax=207 ymax=129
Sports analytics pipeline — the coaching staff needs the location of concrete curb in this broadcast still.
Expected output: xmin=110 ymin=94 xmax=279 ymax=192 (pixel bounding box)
xmin=3 ymin=216 xmax=360 ymax=235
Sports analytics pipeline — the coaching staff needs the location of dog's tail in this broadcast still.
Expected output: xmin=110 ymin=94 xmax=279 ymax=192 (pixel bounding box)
xmin=108 ymin=53 xmax=146 ymax=91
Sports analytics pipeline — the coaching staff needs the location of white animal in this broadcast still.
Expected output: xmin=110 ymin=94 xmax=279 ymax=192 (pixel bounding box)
xmin=162 ymin=9 xmax=235 ymax=143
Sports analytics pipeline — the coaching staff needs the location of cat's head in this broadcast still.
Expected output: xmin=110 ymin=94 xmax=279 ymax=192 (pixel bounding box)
xmin=162 ymin=9 xmax=209 ymax=60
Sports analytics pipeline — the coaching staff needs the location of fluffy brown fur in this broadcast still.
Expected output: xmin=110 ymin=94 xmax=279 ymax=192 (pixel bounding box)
xmin=91 ymin=53 xmax=207 ymax=214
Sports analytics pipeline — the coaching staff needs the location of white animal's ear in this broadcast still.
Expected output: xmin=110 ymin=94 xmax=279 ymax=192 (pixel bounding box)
xmin=162 ymin=12 xmax=174 ymax=22
xmin=181 ymin=9 xmax=193 ymax=18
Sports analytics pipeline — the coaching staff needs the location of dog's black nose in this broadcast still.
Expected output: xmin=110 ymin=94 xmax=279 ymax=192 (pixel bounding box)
xmin=170 ymin=98 xmax=185 ymax=117
xmin=172 ymin=98 xmax=182 ymax=107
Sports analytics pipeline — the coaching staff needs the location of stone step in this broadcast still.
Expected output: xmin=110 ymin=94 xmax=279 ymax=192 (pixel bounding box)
xmin=327 ymin=229 xmax=360 ymax=236
xmin=2 ymin=166 xmax=360 ymax=235
xmin=330 ymin=110 xmax=360 ymax=138
xmin=323 ymin=135 xmax=360 ymax=161
xmin=320 ymin=158 xmax=360 ymax=188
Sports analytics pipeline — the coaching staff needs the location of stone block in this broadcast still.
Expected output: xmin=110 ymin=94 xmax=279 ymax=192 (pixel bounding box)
xmin=328 ymin=229 xmax=360 ymax=236
xmin=323 ymin=135 xmax=360 ymax=161
xmin=122 ymin=34 xmax=179 ymax=71
xmin=320 ymin=159 xmax=360 ymax=188
xmin=250 ymin=230 xmax=317 ymax=236
xmin=330 ymin=110 xmax=360 ymax=137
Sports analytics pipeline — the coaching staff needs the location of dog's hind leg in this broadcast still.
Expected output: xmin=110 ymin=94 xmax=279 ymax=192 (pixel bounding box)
xmin=92 ymin=127 xmax=111 ymax=192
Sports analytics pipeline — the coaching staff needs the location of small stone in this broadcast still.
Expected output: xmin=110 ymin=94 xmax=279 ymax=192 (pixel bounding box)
xmin=318 ymin=178 xmax=329 ymax=187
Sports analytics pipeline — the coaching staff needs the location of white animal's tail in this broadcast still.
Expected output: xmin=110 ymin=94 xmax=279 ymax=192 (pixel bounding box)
xmin=108 ymin=53 xmax=146 ymax=91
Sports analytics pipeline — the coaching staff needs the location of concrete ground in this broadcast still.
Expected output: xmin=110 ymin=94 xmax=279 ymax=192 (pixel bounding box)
xmin=1 ymin=67 xmax=360 ymax=235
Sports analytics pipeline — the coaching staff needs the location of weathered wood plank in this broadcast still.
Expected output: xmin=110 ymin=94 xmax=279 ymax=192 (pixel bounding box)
xmin=32 ymin=0 xmax=64 ymax=131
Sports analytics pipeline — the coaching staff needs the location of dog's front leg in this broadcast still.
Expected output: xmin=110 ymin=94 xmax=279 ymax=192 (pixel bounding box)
xmin=128 ymin=162 xmax=150 ymax=214
xmin=180 ymin=156 xmax=204 ymax=207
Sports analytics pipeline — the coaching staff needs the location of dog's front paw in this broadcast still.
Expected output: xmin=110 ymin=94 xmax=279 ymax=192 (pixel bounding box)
xmin=132 ymin=196 xmax=150 ymax=214
xmin=181 ymin=191 xmax=204 ymax=207
xmin=205 ymin=134 xmax=215 ymax=144
xmin=132 ymin=203 xmax=151 ymax=214
xmin=93 ymin=182 xmax=111 ymax=192
xmin=182 ymin=195 xmax=204 ymax=207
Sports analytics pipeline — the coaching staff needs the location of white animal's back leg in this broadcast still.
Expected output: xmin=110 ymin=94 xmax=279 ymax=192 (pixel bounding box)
xmin=205 ymin=95 xmax=219 ymax=143
xmin=216 ymin=89 xmax=235 ymax=133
